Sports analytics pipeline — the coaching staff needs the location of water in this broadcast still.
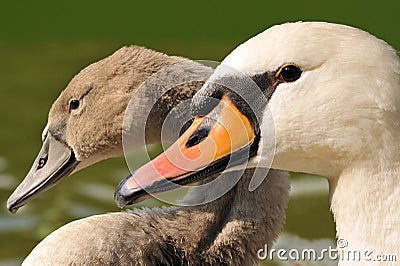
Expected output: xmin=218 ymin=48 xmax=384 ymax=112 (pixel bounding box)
xmin=0 ymin=43 xmax=335 ymax=265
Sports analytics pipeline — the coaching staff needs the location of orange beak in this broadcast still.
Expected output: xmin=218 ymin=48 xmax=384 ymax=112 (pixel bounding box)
xmin=115 ymin=96 xmax=256 ymax=207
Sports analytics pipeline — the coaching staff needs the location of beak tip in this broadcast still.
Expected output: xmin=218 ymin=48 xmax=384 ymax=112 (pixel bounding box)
xmin=6 ymin=133 xmax=79 ymax=211
xmin=9 ymin=208 xmax=18 ymax=214
xmin=115 ymin=197 xmax=127 ymax=209
xmin=6 ymin=199 xmax=19 ymax=214
xmin=114 ymin=173 xmax=151 ymax=208
xmin=114 ymin=175 xmax=133 ymax=208
xmin=114 ymin=190 xmax=128 ymax=209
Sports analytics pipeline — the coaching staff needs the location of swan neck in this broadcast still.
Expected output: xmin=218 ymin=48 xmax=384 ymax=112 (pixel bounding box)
xmin=330 ymin=163 xmax=400 ymax=261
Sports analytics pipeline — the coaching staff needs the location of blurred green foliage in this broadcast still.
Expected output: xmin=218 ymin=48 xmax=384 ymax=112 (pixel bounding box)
xmin=0 ymin=1 xmax=399 ymax=50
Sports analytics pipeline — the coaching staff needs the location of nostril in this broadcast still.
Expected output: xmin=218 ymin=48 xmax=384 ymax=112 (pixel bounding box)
xmin=185 ymin=127 xmax=210 ymax=148
xmin=186 ymin=135 xmax=200 ymax=147
xmin=37 ymin=156 xmax=48 ymax=170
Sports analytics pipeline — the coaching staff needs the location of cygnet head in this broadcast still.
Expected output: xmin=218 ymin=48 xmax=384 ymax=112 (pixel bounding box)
xmin=7 ymin=46 xmax=184 ymax=212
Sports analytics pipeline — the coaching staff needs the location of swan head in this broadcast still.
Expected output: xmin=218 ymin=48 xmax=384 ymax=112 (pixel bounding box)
xmin=7 ymin=46 xmax=184 ymax=213
xmin=220 ymin=21 xmax=400 ymax=177
xmin=115 ymin=22 xmax=400 ymax=206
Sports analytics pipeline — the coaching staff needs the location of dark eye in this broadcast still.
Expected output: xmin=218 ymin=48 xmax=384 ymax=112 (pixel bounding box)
xmin=69 ymin=99 xmax=80 ymax=111
xmin=277 ymin=64 xmax=302 ymax=83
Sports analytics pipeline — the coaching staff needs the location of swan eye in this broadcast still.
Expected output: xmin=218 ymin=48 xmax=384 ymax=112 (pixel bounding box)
xmin=69 ymin=99 xmax=80 ymax=111
xmin=277 ymin=64 xmax=302 ymax=83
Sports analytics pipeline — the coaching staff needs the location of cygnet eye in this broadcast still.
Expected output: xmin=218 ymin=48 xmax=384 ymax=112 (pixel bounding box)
xmin=69 ymin=99 xmax=80 ymax=111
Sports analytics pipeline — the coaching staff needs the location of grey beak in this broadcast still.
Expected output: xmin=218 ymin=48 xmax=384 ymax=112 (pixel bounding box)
xmin=7 ymin=133 xmax=79 ymax=213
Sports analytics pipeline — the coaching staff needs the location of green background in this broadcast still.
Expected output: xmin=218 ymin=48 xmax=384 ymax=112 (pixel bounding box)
xmin=0 ymin=0 xmax=399 ymax=265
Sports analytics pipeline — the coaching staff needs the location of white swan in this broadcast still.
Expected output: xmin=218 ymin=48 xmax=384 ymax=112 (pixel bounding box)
xmin=116 ymin=22 xmax=400 ymax=265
